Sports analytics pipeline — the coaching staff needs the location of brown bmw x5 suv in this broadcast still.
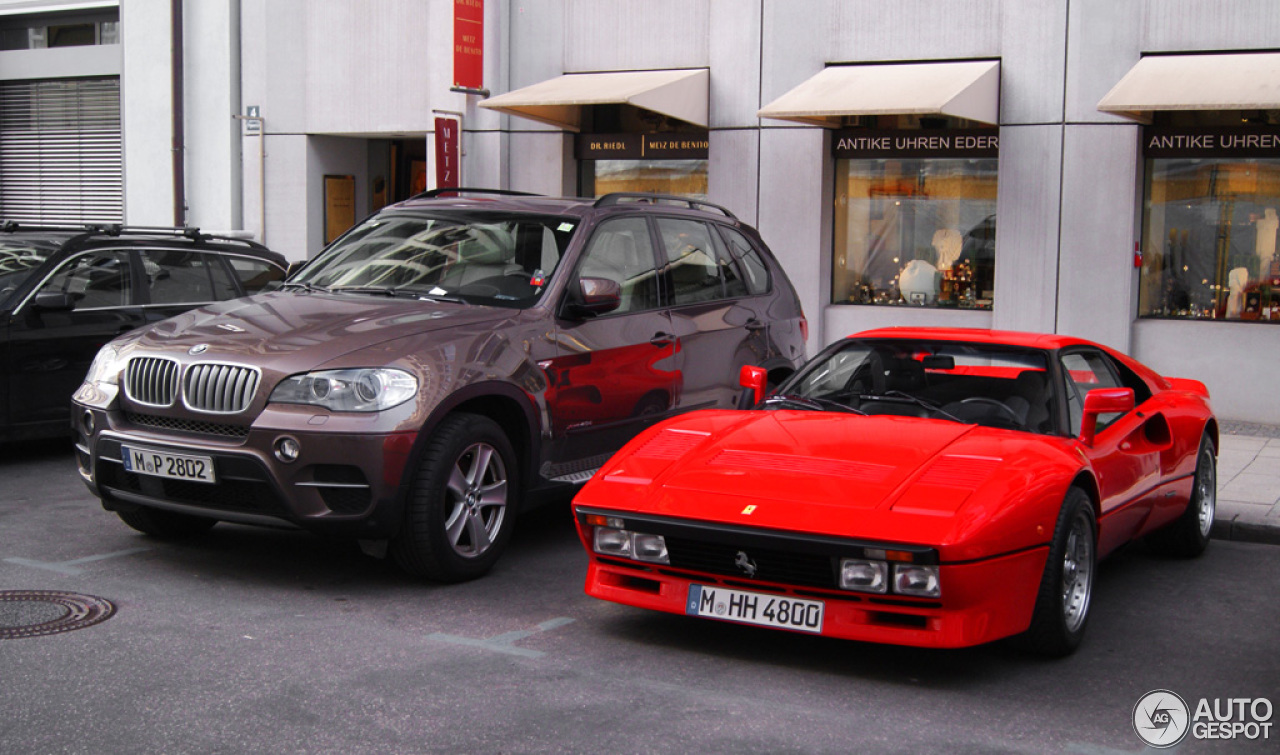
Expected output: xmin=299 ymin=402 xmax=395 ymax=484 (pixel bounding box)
xmin=73 ymin=190 xmax=807 ymax=581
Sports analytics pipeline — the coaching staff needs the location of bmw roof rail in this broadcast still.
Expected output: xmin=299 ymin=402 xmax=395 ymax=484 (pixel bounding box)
xmin=593 ymin=193 xmax=737 ymax=219
xmin=411 ymin=187 xmax=542 ymax=200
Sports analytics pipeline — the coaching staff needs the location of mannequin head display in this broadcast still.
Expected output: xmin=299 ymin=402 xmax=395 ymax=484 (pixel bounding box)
xmin=899 ymin=259 xmax=940 ymax=305
xmin=931 ymin=228 xmax=963 ymax=271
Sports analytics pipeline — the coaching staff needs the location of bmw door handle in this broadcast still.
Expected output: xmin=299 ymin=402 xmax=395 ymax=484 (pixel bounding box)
xmin=650 ymin=332 xmax=676 ymax=347
xmin=745 ymin=318 xmax=766 ymax=332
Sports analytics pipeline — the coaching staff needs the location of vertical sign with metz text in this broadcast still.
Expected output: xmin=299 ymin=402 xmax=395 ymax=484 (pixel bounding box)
xmin=453 ymin=0 xmax=484 ymax=90
xmin=434 ymin=118 xmax=460 ymax=189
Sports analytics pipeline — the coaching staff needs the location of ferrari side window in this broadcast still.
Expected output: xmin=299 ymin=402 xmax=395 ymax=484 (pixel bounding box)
xmin=1060 ymin=350 xmax=1124 ymax=436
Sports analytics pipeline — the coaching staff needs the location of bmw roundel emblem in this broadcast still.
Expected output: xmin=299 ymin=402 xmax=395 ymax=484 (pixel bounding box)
xmin=188 ymin=344 xmax=209 ymax=355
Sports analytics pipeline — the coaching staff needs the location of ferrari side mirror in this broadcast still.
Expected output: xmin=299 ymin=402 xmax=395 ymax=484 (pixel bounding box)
xmin=738 ymin=365 xmax=767 ymax=408
xmin=1078 ymin=387 xmax=1134 ymax=446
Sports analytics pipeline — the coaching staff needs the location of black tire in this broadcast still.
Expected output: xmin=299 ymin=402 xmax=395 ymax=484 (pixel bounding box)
xmin=1019 ymin=487 xmax=1096 ymax=657
xmin=1147 ymin=433 xmax=1216 ymax=558
xmin=116 ymin=507 xmax=217 ymax=538
xmin=390 ymin=413 xmax=519 ymax=582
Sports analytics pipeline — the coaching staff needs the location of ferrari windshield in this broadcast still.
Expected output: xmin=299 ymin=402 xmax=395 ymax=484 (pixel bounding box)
xmin=777 ymin=338 xmax=1055 ymax=433
xmin=292 ymin=211 xmax=576 ymax=308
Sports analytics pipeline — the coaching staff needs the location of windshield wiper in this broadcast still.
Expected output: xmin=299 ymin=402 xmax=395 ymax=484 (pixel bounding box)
xmin=280 ymin=280 xmax=329 ymax=293
xmin=759 ymin=394 xmax=865 ymax=415
xmin=869 ymin=390 xmax=967 ymax=424
xmin=327 ymin=286 xmax=464 ymax=303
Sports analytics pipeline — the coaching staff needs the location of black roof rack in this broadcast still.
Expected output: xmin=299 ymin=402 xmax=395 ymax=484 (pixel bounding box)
xmin=411 ymin=187 xmax=542 ymax=200
xmin=593 ymin=193 xmax=737 ymax=220
xmin=0 ymin=221 xmax=268 ymax=250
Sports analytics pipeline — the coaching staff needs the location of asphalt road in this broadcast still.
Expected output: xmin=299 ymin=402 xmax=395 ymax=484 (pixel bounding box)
xmin=1 ymin=440 xmax=1277 ymax=754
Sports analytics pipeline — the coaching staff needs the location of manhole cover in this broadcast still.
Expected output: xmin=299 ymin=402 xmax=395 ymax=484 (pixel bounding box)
xmin=0 ymin=590 xmax=116 ymax=639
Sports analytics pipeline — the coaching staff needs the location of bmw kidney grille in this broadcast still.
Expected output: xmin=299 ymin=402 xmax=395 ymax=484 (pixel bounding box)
xmin=123 ymin=357 xmax=180 ymax=407
xmin=123 ymin=358 xmax=259 ymax=413
xmin=183 ymin=363 xmax=260 ymax=413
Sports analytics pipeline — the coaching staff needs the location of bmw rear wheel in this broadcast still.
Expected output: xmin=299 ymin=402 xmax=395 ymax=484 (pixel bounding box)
xmin=390 ymin=413 xmax=519 ymax=582
xmin=1021 ymin=487 xmax=1095 ymax=657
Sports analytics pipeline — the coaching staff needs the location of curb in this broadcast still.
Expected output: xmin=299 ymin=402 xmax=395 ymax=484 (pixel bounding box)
xmin=1212 ymin=517 xmax=1280 ymax=546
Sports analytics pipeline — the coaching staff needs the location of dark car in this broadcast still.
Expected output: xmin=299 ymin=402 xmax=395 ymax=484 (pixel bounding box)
xmin=1 ymin=223 xmax=287 ymax=442
xmin=71 ymin=190 xmax=809 ymax=581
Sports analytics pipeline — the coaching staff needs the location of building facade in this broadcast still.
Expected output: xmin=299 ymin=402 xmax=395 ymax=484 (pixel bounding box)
xmin=2 ymin=0 xmax=1278 ymax=423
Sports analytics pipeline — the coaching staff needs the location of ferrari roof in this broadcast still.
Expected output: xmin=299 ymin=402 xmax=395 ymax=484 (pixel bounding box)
xmin=846 ymin=327 xmax=1094 ymax=351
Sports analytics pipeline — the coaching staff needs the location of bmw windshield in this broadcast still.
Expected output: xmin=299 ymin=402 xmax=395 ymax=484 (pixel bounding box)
xmin=291 ymin=212 xmax=576 ymax=308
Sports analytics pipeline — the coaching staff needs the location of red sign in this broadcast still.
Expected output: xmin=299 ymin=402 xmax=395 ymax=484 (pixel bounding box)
xmin=434 ymin=117 xmax=460 ymax=188
xmin=453 ymin=0 xmax=484 ymax=90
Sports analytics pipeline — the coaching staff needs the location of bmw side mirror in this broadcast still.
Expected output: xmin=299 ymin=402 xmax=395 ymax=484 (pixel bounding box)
xmin=738 ymin=365 xmax=768 ymax=408
xmin=566 ymin=277 xmax=622 ymax=318
xmin=1078 ymin=387 xmax=1134 ymax=446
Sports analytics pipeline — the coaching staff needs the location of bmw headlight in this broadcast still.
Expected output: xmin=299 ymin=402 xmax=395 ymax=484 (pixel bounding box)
xmin=84 ymin=345 xmax=124 ymax=386
xmin=269 ymin=368 xmax=418 ymax=412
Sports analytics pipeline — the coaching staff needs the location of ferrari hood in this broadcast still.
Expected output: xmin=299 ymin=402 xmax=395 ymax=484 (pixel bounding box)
xmin=127 ymin=290 xmax=506 ymax=365
xmin=580 ymin=410 xmax=1070 ymax=552
xmin=638 ymin=411 xmax=976 ymax=508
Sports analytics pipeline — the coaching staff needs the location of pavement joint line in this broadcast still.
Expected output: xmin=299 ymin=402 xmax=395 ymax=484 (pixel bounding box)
xmin=427 ymin=616 xmax=576 ymax=659
xmin=3 ymin=547 xmax=151 ymax=575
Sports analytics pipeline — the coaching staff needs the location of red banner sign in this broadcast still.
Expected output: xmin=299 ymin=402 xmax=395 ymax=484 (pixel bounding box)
xmin=434 ymin=117 xmax=460 ymax=188
xmin=453 ymin=0 xmax=484 ymax=90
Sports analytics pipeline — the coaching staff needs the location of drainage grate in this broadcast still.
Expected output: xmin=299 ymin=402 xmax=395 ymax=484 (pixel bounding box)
xmin=0 ymin=591 xmax=117 ymax=639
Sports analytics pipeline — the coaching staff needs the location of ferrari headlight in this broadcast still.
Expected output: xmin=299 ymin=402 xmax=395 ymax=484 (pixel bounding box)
xmin=269 ymin=368 xmax=418 ymax=412
xmin=893 ymin=564 xmax=941 ymax=598
xmin=591 ymin=526 xmax=669 ymax=564
xmin=84 ymin=344 xmax=124 ymax=386
xmin=839 ymin=558 xmax=888 ymax=593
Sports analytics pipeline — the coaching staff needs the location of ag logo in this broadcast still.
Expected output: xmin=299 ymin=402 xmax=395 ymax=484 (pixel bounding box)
xmin=1133 ymin=689 xmax=1190 ymax=748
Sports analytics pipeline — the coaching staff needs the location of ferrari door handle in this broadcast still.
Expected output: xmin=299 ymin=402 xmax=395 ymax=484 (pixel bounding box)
xmin=650 ymin=331 xmax=676 ymax=347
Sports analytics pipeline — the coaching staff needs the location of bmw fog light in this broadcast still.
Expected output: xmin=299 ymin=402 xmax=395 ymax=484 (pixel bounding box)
xmin=893 ymin=564 xmax=941 ymax=598
xmin=274 ymin=436 xmax=301 ymax=463
xmin=631 ymin=533 xmax=669 ymax=564
xmin=840 ymin=559 xmax=888 ymax=593
xmin=593 ymin=527 xmax=631 ymax=557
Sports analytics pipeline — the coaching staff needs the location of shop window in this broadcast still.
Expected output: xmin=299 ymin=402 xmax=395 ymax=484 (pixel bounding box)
xmin=1139 ymin=113 xmax=1280 ymax=322
xmin=832 ymin=126 xmax=998 ymax=309
xmin=575 ymin=105 xmax=708 ymax=199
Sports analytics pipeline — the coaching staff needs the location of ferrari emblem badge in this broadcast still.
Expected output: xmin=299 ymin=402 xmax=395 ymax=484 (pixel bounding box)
xmin=741 ymin=504 xmax=757 ymax=515
xmin=734 ymin=551 xmax=758 ymax=578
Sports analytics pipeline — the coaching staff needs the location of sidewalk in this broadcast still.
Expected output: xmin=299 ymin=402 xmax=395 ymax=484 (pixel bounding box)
xmin=1214 ymin=423 xmax=1280 ymax=545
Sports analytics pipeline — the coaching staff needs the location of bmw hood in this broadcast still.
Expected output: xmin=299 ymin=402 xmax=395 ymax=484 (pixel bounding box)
xmin=123 ymin=290 xmax=511 ymax=368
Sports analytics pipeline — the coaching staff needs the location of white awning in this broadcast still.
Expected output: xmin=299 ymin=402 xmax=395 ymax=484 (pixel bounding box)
xmin=757 ymin=60 xmax=1000 ymax=127
xmin=1098 ymin=53 xmax=1280 ymax=123
xmin=478 ymin=69 xmax=708 ymax=131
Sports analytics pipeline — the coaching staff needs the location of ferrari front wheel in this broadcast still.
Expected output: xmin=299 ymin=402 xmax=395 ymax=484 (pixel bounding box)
xmin=1021 ymin=487 xmax=1096 ymax=657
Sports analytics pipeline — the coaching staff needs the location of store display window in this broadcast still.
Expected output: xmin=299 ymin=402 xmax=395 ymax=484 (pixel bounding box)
xmin=576 ymin=106 xmax=708 ymax=199
xmin=832 ymin=123 xmax=998 ymax=309
xmin=1139 ymin=113 xmax=1280 ymax=322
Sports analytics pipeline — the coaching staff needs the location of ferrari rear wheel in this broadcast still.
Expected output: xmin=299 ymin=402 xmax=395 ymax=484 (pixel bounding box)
xmin=1147 ymin=433 xmax=1216 ymax=558
xmin=1020 ymin=487 xmax=1096 ymax=657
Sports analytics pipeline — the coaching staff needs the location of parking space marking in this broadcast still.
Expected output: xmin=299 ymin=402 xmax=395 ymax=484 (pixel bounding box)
xmin=427 ymin=616 xmax=576 ymax=659
xmin=4 ymin=547 xmax=151 ymax=575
